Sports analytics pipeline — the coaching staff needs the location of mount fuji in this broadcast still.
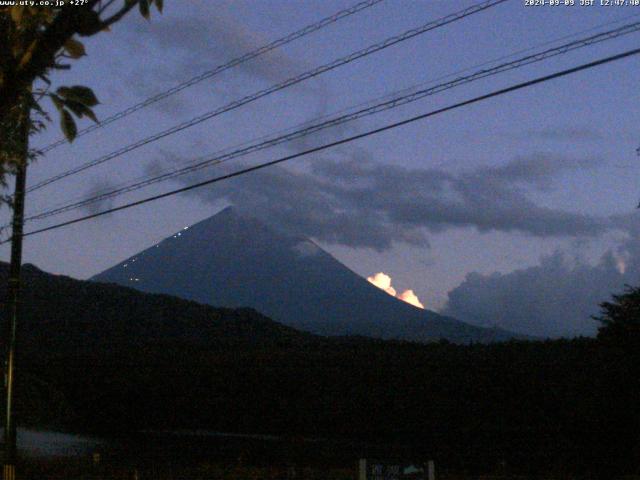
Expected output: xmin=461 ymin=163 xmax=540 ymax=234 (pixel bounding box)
xmin=92 ymin=207 xmax=517 ymax=343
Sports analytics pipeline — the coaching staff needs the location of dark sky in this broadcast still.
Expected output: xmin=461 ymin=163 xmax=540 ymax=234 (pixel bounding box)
xmin=2 ymin=0 xmax=640 ymax=337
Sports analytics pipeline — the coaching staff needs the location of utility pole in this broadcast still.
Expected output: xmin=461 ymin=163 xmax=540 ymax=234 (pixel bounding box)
xmin=3 ymin=102 xmax=29 ymax=480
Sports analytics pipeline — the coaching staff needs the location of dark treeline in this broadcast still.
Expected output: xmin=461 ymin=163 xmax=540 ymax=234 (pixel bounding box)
xmin=1 ymin=263 xmax=639 ymax=477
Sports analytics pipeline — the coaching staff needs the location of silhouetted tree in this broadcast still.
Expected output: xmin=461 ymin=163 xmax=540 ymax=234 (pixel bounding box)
xmin=0 ymin=1 xmax=163 ymax=188
xmin=594 ymin=285 xmax=640 ymax=346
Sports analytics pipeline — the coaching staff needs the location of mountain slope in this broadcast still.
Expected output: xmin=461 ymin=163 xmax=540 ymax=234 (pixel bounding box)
xmin=0 ymin=262 xmax=319 ymax=360
xmin=92 ymin=207 xmax=516 ymax=343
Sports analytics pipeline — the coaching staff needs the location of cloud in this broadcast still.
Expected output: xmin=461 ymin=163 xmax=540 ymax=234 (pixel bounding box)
xmin=397 ymin=289 xmax=424 ymax=309
xmin=144 ymin=13 xmax=303 ymax=81
xmin=169 ymin=150 xmax=612 ymax=250
xmin=442 ymin=224 xmax=640 ymax=338
xmin=367 ymin=272 xmax=397 ymax=296
xmin=514 ymin=127 xmax=603 ymax=142
xmin=292 ymin=240 xmax=321 ymax=258
xmin=367 ymin=272 xmax=425 ymax=309
xmin=82 ymin=179 xmax=118 ymax=216
xmin=112 ymin=8 xmax=314 ymax=113
xmin=473 ymin=153 xmax=599 ymax=191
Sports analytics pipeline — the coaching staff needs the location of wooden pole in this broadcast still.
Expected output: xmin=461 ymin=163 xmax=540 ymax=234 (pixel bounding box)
xmin=3 ymin=102 xmax=29 ymax=480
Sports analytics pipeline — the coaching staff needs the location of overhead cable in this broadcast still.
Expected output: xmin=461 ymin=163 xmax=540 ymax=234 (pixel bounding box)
xmin=10 ymin=45 xmax=640 ymax=243
xmin=27 ymin=0 xmax=509 ymax=193
xmin=25 ymin=21 xmax=640 ymax=223
xmin=37 ymin=0 xmax=386 ymax=154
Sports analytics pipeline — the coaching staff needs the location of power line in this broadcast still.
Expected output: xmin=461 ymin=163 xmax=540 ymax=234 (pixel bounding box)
xmin=36 ymin=0 xmax=385 ymax=154
xmin=22 ymin=20 xmax=640 ymax=221
xmin=26 ymin=0 xmax=508 ymax=194
xmin=9 ymin=45 xmax=640 ymax=243
xmin=29 ymin=12 xmax=640 ymax=219
xmin=23 ymin=20 xmax=640 ymax=223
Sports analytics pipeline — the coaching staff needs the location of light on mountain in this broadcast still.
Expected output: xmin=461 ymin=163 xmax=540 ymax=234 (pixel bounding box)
xmin=367 ymin=272 xmax=424 ymax=309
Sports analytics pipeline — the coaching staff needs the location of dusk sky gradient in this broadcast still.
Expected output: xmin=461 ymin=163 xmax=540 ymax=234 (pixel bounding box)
xmin=2 ymin=0 xmax=640 ymax=337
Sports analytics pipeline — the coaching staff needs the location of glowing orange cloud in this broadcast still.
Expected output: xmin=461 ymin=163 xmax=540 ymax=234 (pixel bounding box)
xmin=366 ymin=272 xmax=396 ymax=296
xmin=614 ymin=254 xmax=626 ymax=275
xmin=367 ymin=272 xmax=424 ymax=309
xmin=397 ymin=289 xmax=425 ymax=309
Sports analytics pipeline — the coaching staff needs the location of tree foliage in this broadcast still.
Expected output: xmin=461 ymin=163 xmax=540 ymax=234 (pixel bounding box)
xmin=0 ymin=0 xmax=162 ymax=186
xmin=594 ymin=284 xmax=640 ymax=346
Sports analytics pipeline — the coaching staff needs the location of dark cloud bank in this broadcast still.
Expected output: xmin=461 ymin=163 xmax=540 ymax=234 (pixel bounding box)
xmin=444 ymin=216 xmax=640 ymax=338
xmin=443 ymin=249 xmax=634 ymax=338
xmin=174 ymin=150 xmax=610 ymax=251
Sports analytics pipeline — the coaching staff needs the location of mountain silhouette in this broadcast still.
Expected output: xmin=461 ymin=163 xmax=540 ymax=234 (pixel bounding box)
xmin=92 ymin=207 xmax=517 ymax=343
